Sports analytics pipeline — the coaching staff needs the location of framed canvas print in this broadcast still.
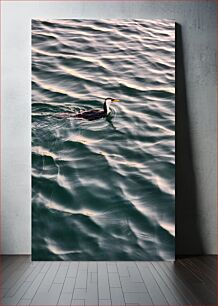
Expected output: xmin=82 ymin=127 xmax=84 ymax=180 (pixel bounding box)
xmin=32 ymin=19 xmax=175 ymax=261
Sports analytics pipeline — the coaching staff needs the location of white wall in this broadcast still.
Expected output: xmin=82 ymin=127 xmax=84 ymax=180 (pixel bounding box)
xmin=1 ymin=1 xmax=217 ymax=255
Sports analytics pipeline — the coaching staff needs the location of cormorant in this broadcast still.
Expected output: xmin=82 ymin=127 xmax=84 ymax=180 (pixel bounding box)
xmin=54 ymin=98 xmax=120 ymax=121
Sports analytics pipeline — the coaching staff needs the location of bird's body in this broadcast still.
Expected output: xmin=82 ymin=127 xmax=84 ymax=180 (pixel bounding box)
xmin=74 ymin=109 xmax=106 ymax=121
xmin=54 ymin=98 xmax=120 ymax=121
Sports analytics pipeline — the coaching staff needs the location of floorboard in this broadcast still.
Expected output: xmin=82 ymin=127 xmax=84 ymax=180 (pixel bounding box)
xmin=0 ymin=256 xmax=216 ymax=305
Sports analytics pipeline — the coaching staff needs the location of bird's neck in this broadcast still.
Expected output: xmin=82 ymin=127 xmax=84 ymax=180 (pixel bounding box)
xmin=104 ymin=101 xmax=111 ymax=115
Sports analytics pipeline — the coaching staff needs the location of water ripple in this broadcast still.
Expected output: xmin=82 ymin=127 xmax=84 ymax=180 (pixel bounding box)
xmin=32 ymin=19 xmax=175 ymax=260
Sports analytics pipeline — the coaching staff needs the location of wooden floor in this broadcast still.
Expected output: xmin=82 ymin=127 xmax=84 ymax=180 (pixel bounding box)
xmin=0 ymin=256 xmax=217 ymax=305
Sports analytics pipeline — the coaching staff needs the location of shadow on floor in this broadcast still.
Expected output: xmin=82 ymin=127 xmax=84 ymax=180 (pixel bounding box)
xmin=175 ymin=24 xmax=205 ymax=257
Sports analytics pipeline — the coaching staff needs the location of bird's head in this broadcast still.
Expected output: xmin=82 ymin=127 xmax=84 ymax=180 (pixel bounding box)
xmin=103 ymin=98 xmax=120 ymax=115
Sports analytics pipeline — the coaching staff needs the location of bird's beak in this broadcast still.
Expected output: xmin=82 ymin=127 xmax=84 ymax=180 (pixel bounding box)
xmin=112 ymin=99 xmax=120 ymax=103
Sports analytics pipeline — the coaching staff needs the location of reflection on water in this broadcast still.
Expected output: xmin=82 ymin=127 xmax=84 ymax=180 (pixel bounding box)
xmin=32 ymin=19 xmax=175 ymax=260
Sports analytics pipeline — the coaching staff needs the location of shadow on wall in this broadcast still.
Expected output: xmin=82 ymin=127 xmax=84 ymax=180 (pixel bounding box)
xmin=175 ymin=24 xmax=205 ymax=256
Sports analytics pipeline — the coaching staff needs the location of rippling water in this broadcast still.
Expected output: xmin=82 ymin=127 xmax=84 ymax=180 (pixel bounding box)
xmin=32 ymin=19 xmax=175 ymax=260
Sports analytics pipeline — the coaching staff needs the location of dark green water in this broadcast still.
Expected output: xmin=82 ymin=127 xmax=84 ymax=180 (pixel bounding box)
xmin=32 ymin=19 xmax=175 ymax=260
